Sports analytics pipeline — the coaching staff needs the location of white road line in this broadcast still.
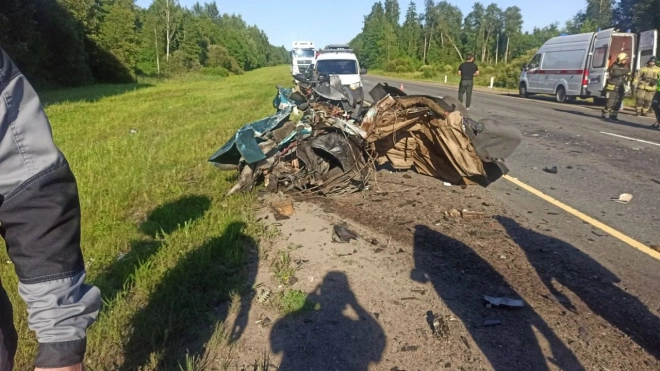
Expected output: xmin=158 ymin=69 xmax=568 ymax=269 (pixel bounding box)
xmin=600 ymin=131 xmax=660 ymax=147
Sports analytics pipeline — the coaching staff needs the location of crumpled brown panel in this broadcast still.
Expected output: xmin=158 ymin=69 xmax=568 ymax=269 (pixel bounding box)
xmin=364 ymin=96 xmax=485 ymax=185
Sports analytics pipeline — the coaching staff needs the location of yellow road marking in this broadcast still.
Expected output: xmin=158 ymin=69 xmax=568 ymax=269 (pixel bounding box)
xmin=503 ymin=174 xmax=660 ymax=261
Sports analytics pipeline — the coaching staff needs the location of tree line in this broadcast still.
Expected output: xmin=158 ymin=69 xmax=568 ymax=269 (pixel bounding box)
xmin=0 ymin=0 xmax=290 ymax=87
xmin=350 ymin=0 xmax=659 ymax=78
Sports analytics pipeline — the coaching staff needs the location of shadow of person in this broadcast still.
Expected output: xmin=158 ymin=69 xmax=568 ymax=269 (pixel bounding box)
xmin=93 ymin=195 xmax=212 ymax=306
xmin=497 ymin=216 xmax=660 ymax=361
xmin=270 ymin=271 xmax=385 ymax=371
xmin=412 ymin=225 xmax=584 ymax=371
xmin=118 ymin=221 xmax=259 ymax=370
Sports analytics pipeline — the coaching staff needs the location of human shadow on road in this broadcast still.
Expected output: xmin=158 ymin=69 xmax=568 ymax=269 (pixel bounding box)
xmin=412 ymin=225 xmax=585 ymax=371
xmin=553 ymin=108 xmax=658 ymax=131
xmin=118 ymin=221 xmax=259 ymax=370
xmin=270 ymin=271 xmax=386 ymax=371
xmin=497 ymin=216 xmax=660 ymax=361
xmin=93 ymin=195 xmax=212 ymax=307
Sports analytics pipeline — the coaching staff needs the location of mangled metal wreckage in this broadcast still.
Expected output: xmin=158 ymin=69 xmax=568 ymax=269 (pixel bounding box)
xmin=209 ymin=74 xmax=523 ymax=197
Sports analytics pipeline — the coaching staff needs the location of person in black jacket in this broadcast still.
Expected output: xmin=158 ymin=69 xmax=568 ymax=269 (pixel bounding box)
xmin=0 ymin=47 xmax=101 ymax=370
xmin=601 ymin=53 xmax=631 ymax=121
xmin=458 ymin=54 xmax=480 ymax=110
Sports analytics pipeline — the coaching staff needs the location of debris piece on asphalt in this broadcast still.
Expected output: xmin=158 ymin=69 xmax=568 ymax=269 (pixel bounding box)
xmin=611 ymin=193 xmax=633 ymax=204
xmin=426 ymin=311 xmax=449 ymax=339
xmin=332 ymin=223 xmax=358 ymax=243
xmin=484 ymin=296 xmax=525 ymax=309
xmin=256 ymin=317 xmax=272 ymax=328
xmin=461 ymin=210 xmax=485 ymax=220
xmin=566 ymin=166 xmax=574 ymax=169
xmin=543 ymin=166 xmax=558 ymax=174
xmin=271 ymin=200 xmax=294 ymax=220
xmin=447 ymin=209 xmax=462 ymax=218
xmin=256 ymin=288 xmax=272 ymax=303
xmin=651 ymin=245 xmax=660 ymax=252
xmin=483 ymin=319 xmax=503 ymax=327
xmin=401 ymin=345 xmax=419 ymax=352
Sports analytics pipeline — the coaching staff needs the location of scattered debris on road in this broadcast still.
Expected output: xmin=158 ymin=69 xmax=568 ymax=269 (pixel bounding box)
xmin=611 ymin=193 xmax=633 ymax=204
xmin=543 ymin=166 xmax=558 ymax=174
xmin=209 ymin=76 xmax=522 ymax=196
xmin=484 ymin=296 xmax=525 ymax=309
xmin=332 ymin=222 xmax=358 ymax=243
xmin=271 ymin=199 xmax=295 ymax=220
xmin=483 ymin=319 xmax=503 ymax=327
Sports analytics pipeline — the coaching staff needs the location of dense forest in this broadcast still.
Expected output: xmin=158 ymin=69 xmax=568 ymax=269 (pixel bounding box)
xmin=0 ymin=0 xmax=290 ymax=87
xmin=350 ymin=0 xmax=660 ymax=87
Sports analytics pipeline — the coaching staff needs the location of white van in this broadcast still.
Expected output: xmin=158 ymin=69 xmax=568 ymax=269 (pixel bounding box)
xmin=309 ymin=46 xmax=368 ymax=103
xmin=519 ymin=28 xmax=657 ymax=103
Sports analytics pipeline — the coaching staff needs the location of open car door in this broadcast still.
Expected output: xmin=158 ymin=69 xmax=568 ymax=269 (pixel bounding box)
xmin=587 ymin=28 xmax=614 ymax=96
xmin=637 ymin=29 xmax=658 ymax=70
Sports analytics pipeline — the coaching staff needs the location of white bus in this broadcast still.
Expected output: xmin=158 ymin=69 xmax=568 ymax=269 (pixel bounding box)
xmin=519 ymin=28 xmax=657 ymax=104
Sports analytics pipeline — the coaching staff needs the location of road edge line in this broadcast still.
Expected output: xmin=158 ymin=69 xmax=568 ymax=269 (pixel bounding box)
xmin=503 ymin=175 xmax=660 ymax=261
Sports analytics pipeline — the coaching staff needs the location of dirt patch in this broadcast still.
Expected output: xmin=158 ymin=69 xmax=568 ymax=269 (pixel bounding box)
xmin=227 ymin=170 xmax=660 ymax=370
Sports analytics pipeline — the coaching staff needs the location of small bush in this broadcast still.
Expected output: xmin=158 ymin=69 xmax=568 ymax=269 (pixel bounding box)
xmin=200 ymin=67 xmax=229 ymax=77
xmin=419 ymin=65 xmax=437 ymax=78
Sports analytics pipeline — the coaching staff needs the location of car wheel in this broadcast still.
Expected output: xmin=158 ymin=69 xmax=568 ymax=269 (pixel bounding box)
xmin=519 ymin=83 xmax=529 ymax=98
xmin=555 ymin=86 xmax=567 ymax=103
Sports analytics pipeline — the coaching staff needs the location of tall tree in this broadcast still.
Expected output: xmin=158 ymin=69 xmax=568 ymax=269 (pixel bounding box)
xmin=152 ymin=0 xmax=181 ymax=61
xmin=401 ymin=1 xmax=421 ymax=57
xmin=384 ymin=0 xmax=401 ymax=26
xmin=463 ymin=2 xmax=485 ymax=59
xmin=98 ymin=0 xmax=139 ymax=73
xmin=502 ymin=6 xmax=522 ymax=63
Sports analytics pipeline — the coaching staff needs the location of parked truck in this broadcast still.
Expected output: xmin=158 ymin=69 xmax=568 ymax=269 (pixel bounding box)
xmin=519 ymin=28 xmax=658 ymax=104
xmin=291 ymin=41 xmax=316 ymax=76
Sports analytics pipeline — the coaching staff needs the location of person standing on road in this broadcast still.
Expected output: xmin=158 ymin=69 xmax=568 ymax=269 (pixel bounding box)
xmin=601 ymin=53 xmax=631 ymax=121
xmin=651 ymin=78 xmax=660 ymax=128
xmin=632 ymin=56 xmax=660 ymax=116
xmin=458 ymin=54 xmax=479 ymax=110
xmin=0 ymin=47 xmax=101 ymax=370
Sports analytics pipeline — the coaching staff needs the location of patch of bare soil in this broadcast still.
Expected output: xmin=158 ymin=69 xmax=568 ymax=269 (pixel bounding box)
xmin=228 ymin=170 xmax=660 ymax=371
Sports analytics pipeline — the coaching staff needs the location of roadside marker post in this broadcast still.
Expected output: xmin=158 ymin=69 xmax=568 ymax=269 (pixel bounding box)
xmin=489 ymin=77 xmax=495 ymax=89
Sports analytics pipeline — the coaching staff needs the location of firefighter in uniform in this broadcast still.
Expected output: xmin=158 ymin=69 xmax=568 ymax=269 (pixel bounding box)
xmin=652 ymin=78 xmax=660 ymax=128
xmin=601 ymin=53 xmax=631 ymax=121
xmin=632 ymin=56 xmax=660 ymax=116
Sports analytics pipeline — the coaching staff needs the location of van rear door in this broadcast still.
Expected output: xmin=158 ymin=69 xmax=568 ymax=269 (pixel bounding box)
xmin=637 ymin=29 xmax=658 ymax=69
xmin=587 ymin=29 xmax=614 ymax=96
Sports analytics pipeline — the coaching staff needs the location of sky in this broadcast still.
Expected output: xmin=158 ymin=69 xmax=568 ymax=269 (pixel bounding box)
xmin=134 ymin=0 xmax=586 ymax=49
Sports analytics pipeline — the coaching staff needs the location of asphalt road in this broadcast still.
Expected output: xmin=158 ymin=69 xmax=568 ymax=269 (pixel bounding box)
xmin=362 ymin=74 xmax=660 ymax=311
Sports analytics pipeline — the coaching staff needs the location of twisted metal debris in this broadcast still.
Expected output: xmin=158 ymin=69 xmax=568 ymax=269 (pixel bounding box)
xmin=209 ymin=74 xmax=523 ymax=197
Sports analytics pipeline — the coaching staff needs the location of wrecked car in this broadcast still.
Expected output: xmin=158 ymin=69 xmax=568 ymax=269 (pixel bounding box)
xmin=208 ymin=78 xmax=522 ymax=196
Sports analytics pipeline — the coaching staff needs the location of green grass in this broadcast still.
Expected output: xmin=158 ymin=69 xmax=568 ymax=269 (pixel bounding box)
xmin=0 ymin=66 xmax=292 ymax=370
xmin=276 ymin=290 xmax=318 ymax=315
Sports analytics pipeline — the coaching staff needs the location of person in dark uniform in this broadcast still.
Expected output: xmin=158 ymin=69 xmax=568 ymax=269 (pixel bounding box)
xmin=601 ymin=52 xmax=631 ymax=121
xmin=458 ymin=54 xmax=479 ymax=110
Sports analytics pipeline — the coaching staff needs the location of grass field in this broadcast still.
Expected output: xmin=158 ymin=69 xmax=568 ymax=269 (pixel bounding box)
xmin=1 ymin=65 xmax=292 ymax=370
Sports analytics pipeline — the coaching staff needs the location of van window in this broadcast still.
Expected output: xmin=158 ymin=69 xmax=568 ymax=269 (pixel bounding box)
xmin=316 ymin=60 xmax=358 ymax=75
xmin=592 ymin=46 xmax=608 ymax=68
xmin=541 ymin=50 xmax=585 ymax=69
xmin=528 ymin=54 xmax=542 ymax=69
